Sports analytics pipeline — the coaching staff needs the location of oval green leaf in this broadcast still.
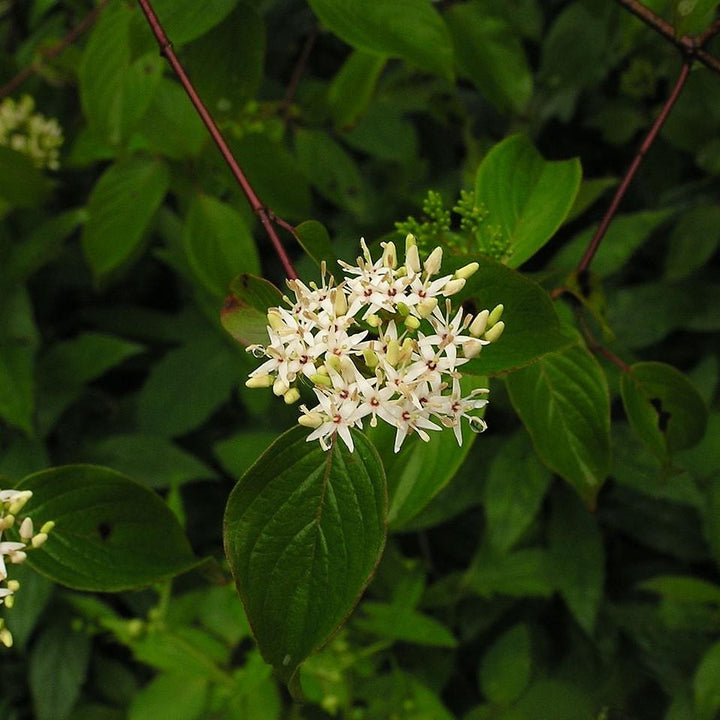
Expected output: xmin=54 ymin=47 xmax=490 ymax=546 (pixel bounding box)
xmin=82 ymin=156 xmax=170 ymax=282
xmin=506 ymin=343 xmax=611 ymax=505
xmin=621 ymin=361 xmax=708 ymax=461
xmin=223 ymin=425 xmax=387 ymax=684
xmin=308 ymin=0 xmax=453 ymax=79
xmin=458 ymin=255 xmax=572 ymax=376
xmin=474 ymin=135 xmax=581 ymax=268
xmin=17 ymin=465 xmax=199 ymax=591
xmin=221 ymin=273 xmax=283 ymax=347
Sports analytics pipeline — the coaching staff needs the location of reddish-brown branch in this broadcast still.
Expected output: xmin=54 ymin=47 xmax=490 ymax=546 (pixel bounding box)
xmin=578 ymin=315 xmax=632 ymax=373
xmin=0 ymin=0 xmax=110 ymax=101
xmin=575 ymin=61 xmax=691 ymax=276
xmin=136 ymin=0 xmax=298 ymax=280
xmin=614 ymin=0 xmax=720 ymax=74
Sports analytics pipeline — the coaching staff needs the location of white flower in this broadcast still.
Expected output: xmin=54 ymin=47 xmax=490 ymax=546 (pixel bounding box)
xmin=244 ymin=235 xmax=504 ymax=452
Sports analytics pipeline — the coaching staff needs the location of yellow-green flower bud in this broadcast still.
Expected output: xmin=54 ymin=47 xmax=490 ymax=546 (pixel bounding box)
xmin=484 ymin=320 xmax=505 ymax=343
xmin=273 ymin=378 xmax=289 ymax=396
xmin=326 ymin=354 xmax=342 ymax=373
xmin=19 ymin=517 xmax=33 ymax=541
xmin=396 ymin=301 xmax=410 ymax=317
xmin=405 ymin=232 xmax=417 ymax=252
xmin=488 ymin=303 xmax=504 ymax=327
xmin=3 ymin=596 xmax=14 ymax=609
xmin=404 ymin=315 xmax=421 ymax=330
xmin=463 ymin=339 xmax=484 ymax=359
xmin=8 ymin=492 xmax=32 ymax=516
xmin=6 ymin=580 xmax=19 ymax=593
xmin=284 ymin=388 xmax=301 ymax=404
xmin=455 ymin=262 xmax=479 ymax=280
xmin=40 ymin=521 xmax=55 ymax=534
xmin=381 ymin=241 xmax=397 ymax=269
xmin=366 ymin=314 xmax=382 ymax=328
xmin=405 ymin=244 xmax=421 ymax=274
xmin=298 ymin=412 xmax=323 ymax=428
xmin=363 ymin=349 xmax=379 ymax=368
xmin=31 ymin=533 xmax=48 ymax=549
xmin=333 ymin=288 xmax=347 ymax=316
xmin=386 ymin=340 xmax=400 ymax=366
xmin=0 ymin=627 xmax=13 ymax=648
xmin=310 ymin=373 xmax=333 ymax=387
xmin=417 ymin=297 xmax=437 ymax=318
xmin=424 ymin=246 xmax=443 ymax=276
xmin=469 ymin=309 xmax=489 ymax=337
xmin=442 ymin=278 xmax=466 ymax=296
xmin=267 ymin=309 xmax=284 ymax=331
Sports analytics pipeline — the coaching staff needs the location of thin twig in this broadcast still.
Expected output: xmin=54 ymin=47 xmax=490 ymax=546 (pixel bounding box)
xmin=136 ymin=0 xmax=298 ymax=280
xmin=614 ymin=0 xmax=720 ymax=74
xmin=0 ymin=0 xmax=110 ymax=101
xmin=282 ymin=24 xmax=318 ymax=122
xmin=575 ymin=61 xmax=692 ymax=276
xmin=696 ymin=18 xmax=720 ymax=47
xmin=578 ymin=315 xmax=631 ymax=373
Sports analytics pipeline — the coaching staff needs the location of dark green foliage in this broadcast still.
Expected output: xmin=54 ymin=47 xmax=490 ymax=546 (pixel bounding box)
xmin=0 ymin=1 xmax=718 ymax=718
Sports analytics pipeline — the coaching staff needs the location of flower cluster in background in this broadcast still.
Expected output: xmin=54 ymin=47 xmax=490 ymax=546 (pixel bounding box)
xmin=0 ymin=489 xmax=53 ymax=648
xmin=0 ymin=95 xmax=63 ymax=170
xmin=246 ymin=235 xmax=504 ymax=453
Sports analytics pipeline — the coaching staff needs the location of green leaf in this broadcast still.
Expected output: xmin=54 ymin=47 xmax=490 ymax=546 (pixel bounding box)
xmin=512 ymin=679 xmax=597 ymax=720
xmin=295 ymin=220 xmax=337 ymax=268
xmin=354 ymin=601 xmax=457 ymax=647
xmin=18 ymin=465 xmax=199 ymax=591
xmin=552 ymin=209 xmax=675 ymax=276
xmin=506 ymin=343 xmax=611 ymax=505
xmin=0 ymin=287 xmax=39 ymax=434
xmin=214 ymin=431 xmax=278 ymax=478
xmin=459 ymin=255 xmax=572 ymax=375
xmin=328 ymin=50 xmax=387 ymax=129
xmin=445 ymin=3 xmax=533 ymax=115
xmin=484 ymin=432 xmax=552 ymax=553
xmin=183 ymin=194 xmax=260 ymax=297
xmin=136 ymin=79 xmax=207 ymax=159
xmin=82 ymin=156 xmax=170 ymax=282
xmin=223 ymin=425 xmax=387 ymax=683
xmin=548 ymin=485 xmax=604 ymax=633
xmin=30 ymin=618 xmax=91 ymax=720
xmin=129 ymin=674 xmax=208 ymax=720
xmin=37 ymin=332 xmax=144 ymax=434
xmin=81 ymin=434 xmax=216 ymax=489
xmin=229 ymin=134 xmax=311 ymax=221
xmin=694 ymin=640 xmax=720 ymax=720
xmin=466 ymin=547 xmax=554 ymax=598
xmin=137 ymin=334 xmax=239 ymax=437
xmin=366 ymin=376 xmax=482 ymax=530
xmin=133 ymin=0 xmax=240 ymax=45
xmin=341 ymin=103 xmax=418 ymax=162
xmin=474 ymin=135 xmax=581 ymax=268
xmin=221 ymin=273 xmax=283 ymax=347
xmin=182 ymin=2 xmax=265 ymax=116
xmin=672 ymin=0 xmax=719 ymax=36
xmin=308 ymin=0 xmax=453 ymax=79
xmin=295 ymin=129 xmax=366 ymax=216
xmin=621 ymin=362 xmax=708 ymax=461
xmin=665 ymin=205 xmax=720 ymax=281
xmin=479 ymin=624 xmax=532 ymax=705
xmin=639 ymin=575 xmax=720 ymax=605
xmin=0 ymin=146 xmax=50 ymax=207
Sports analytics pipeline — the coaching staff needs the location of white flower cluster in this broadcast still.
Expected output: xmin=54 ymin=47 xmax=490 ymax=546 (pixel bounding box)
xmin=0 ymin=489 xmax=53 ymax=648
xmin=246 ymin=235 xmax=504 ymax=454
xmin=0 ymin=95 xmax=63 ymax=170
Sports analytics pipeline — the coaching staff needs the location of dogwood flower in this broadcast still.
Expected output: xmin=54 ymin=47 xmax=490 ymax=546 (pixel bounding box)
xmin=246 ymin=234 xmax=504 ymax=453
xmin=0 ymin=489 xmax=54 ymax=648
xmin=0 ymin=95 xmax=63 ymax=170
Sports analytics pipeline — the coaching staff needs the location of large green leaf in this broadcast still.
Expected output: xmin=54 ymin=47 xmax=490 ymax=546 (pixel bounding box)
xmin=665 ymin=205 xmax=720 ymax=281
xmin=621 ymin=361 xmax=708 ymax=462
xmin=224 ymin=425 xmax=387 ymax=683
xmin=484 ymin=432 xmax=551 ymax=553
xmin=694 ymin=640 xmax=720 ymax=720
xmin=221 ymin=273 xmax=283 ymax=347
xmin=506 ymin=343 xmax=611 ymax=505
xmin=308 ymin=0 xmax=453 ymax=79
xmin=548 ymin=485 xmax=604 ymax=633
xmin=30 ymin=618 xmax=91 ymax=720
xmin=458 ymin=255 xmax=572 ymax=375
xmin=479 ymin=624 xmax=532 ymax=705
xmin=474 ymin=135 xmax=581 ymax=268
xmin=82 ymin=156 xmax=170 ymax=282
xmin=183 ymin=194 xmax=260 ymax=297
xmin=182 ymin=2 xmax=265 ymax=116
xmin=328 ymin=50 xmax=387 ymax=129
xmin=17 ymin=465 xmax=199 ymax=591
xmin=445 ymin=2 xmax=532 ymax=115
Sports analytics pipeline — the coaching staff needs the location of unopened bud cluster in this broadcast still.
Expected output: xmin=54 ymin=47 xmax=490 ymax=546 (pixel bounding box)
xmin=0 ymin=95 xmax=63 ymax=170
xmin=0 ymin=489 xmax=54 ymax=648
xmin=246 ymin=235 xmax=504 ymax=453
